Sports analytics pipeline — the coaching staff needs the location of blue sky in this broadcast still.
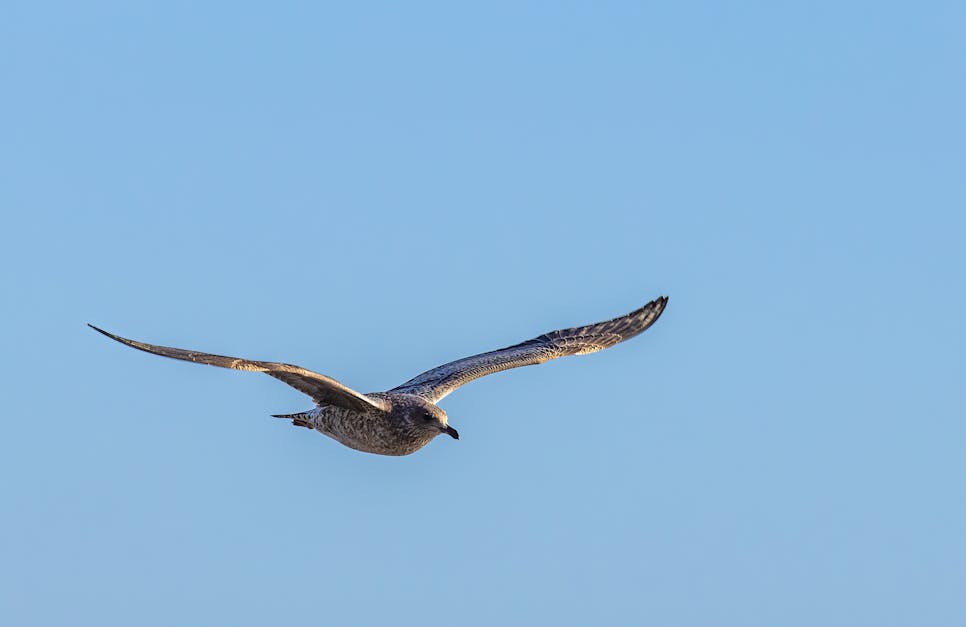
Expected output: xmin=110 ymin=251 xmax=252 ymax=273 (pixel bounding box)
xmin=2 ymin=2 xmax=964 ymax=625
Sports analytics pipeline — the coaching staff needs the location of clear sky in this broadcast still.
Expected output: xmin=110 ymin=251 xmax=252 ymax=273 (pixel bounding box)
xmin=2 ymin=2 xmax=964 ymax=625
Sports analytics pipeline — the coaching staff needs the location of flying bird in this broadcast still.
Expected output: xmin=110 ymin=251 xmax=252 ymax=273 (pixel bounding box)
xmin=89 ymin=296 xmax=668 ymax=456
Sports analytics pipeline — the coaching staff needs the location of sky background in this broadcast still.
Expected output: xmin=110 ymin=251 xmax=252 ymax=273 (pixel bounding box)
xmin=2 ymin=1 xmax=964 ymax=625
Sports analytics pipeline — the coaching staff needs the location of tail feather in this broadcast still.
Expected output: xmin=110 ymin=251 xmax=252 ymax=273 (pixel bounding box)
xmin=272 ymin=410 xmax=315 ymax=429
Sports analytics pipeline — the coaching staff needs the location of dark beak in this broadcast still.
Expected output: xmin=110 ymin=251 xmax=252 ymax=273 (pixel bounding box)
xmin=443 ymin=425 xmax=459 ymax=440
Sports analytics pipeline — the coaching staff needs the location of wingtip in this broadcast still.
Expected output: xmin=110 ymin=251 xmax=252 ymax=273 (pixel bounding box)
xmin=646 ymin=295 xmax=669 ymax=310
xmin=637 ymin=295 xmax=669 ymax=328
xmin=87 ymin=323 xmax=124 ymax=343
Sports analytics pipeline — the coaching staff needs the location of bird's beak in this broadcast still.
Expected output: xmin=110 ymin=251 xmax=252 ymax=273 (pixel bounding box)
xmin=443 ymin=425 xmax=459 ymax=440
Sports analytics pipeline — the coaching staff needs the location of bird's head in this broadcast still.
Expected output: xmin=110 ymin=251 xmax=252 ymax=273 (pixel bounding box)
xmin=407 ymin=399 xmax=459 ymax=440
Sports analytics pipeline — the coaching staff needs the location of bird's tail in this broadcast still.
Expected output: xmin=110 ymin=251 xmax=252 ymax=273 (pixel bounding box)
xmin=271 ymin=410 xmax=316 ymax=429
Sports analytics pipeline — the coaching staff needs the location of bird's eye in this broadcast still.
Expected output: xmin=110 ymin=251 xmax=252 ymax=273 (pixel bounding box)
xmin=422 ymin=411 xmax=434 ymax=421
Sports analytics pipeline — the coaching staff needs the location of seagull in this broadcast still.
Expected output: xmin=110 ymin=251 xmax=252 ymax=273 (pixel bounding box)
xmin=89 ymin=296 xmax=668 ymax=456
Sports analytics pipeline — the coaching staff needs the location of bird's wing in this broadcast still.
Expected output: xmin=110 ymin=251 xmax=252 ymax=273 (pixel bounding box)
xmin=88 ymin=325 xmax=387 ymax=413
xmin=391 ymin=296 xmax=668 ymax=403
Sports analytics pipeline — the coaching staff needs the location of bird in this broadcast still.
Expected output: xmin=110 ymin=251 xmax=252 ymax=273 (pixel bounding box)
xmin=89 ymin=296 xmax=668 ymax=456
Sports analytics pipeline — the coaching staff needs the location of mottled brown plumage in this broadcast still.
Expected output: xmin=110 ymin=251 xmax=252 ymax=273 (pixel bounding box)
xmin=89 ymin=296 xmax=667 ymax=456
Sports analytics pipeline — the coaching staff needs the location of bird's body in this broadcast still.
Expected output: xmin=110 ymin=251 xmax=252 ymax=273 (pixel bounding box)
xmin=90 ymin=296 xmax=668 ymax=456
xmin=292 ymin=393 xmax=447 ymax=456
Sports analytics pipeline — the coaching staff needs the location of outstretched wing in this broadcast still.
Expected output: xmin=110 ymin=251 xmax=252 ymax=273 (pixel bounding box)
xmin=88 ymin=325 xmax=387 ymax=413
xmin=392 ymin=296 xmax=668 ymax=403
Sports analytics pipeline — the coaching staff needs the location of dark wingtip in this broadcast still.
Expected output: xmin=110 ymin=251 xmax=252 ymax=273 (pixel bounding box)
xmin=629 ymin=295 xmax=669 ymax=335
xmin=87 ymin=324 xmax=135 ymax=348
xmin=87 ymin=323 xmax=116 ymax=339
xmin=643 ymin=295 xmax=669 ymax=315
